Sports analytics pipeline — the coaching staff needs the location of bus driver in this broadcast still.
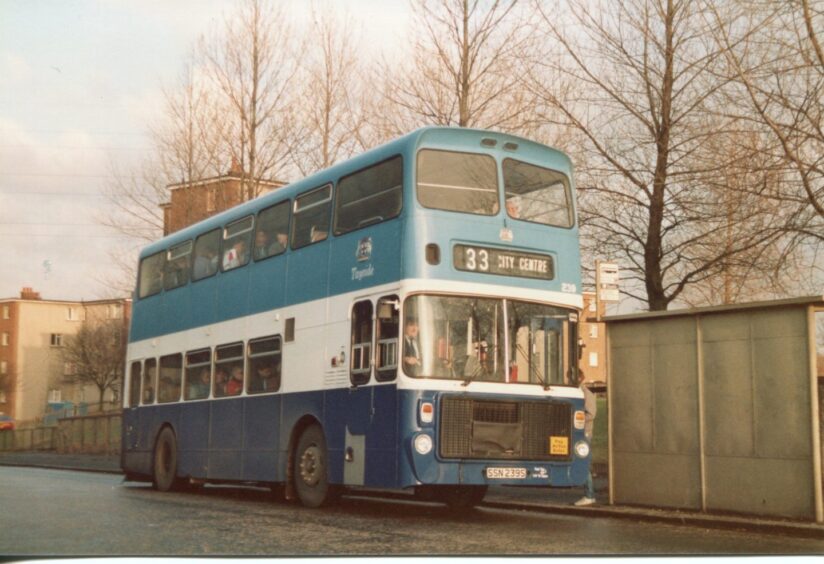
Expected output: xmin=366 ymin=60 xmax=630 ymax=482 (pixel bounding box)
xmin=402 ymin=318 xmax=422 ymax=376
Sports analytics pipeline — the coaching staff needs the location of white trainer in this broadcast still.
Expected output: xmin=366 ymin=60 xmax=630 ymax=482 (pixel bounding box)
xmin=574 ymin=496 xmax=596 ymax=506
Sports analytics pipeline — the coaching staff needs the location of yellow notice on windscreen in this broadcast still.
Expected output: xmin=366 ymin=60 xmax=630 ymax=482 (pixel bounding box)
xmin=549 ymin=436 xmax=569 ymax=455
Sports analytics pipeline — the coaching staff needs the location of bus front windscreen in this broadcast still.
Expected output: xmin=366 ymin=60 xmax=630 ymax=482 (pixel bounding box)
xmin=402 ymin=295 xmax=577 ymax=386
xmin=416 ymin=149 xmax=499 ymax=215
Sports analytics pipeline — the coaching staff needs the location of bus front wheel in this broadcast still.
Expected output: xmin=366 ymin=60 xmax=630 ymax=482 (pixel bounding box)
xmin=152 ymin=427 xmax=180 ymax=492
xmin=293 ymin=424 xmax=335 ymax=508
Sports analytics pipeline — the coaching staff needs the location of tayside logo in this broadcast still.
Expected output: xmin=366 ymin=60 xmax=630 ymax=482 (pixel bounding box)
xmin=356 ymin=237 xmax=372 ymax=262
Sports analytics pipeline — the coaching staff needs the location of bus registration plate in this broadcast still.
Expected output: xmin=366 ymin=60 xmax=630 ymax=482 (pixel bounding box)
xmin=486 ymin=467 xmax=527 ymax=479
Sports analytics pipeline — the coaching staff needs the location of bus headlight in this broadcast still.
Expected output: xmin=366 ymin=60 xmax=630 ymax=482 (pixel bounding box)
xmin=574 ymin=440 xmax=590 ymax=458
xmin=414 ymin=434 xmax=433 ymax=455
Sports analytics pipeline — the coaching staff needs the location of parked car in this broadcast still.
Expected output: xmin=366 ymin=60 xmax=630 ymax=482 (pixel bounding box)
xmin=0 ymin=414 xmax=14 ymax=431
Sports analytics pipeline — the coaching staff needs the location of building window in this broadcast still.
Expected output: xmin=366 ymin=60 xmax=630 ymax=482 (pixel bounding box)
xmin=589 ymin=351 xmax=599 ymax=368
xmin=0 ymin=361 xmax=6 ymax=374
xmin=1 ymin=305 xmax=8 ymax=319
xmin=64 ymin=362 xmax=75 ymax=376
xmin=0 ymin=391 xmax=6 ymax=403
xmin=107 ymin=305 xmax=121 ymax=320
xmin=588 ymin=300 xmax=596 ymax=312
xmin=206 ymin=186 xmax=216 ymax=212
xmin=589 ymin=325 xmax=598 ymax=339
xmin=48 ymin=389 xmax=62 ymax=403
xmin=1 ymin=333 xmax=8 ymax=346
xmin=51 ymin=333 xmax=63 ymax=347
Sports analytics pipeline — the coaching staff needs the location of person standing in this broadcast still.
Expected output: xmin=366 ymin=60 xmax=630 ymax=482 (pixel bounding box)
xmin=574 ymin=370 xmax=597 ymax=506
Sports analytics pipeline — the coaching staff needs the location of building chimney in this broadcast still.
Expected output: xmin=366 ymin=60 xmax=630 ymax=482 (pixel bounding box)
xmin=228 ymin=157 xmax=243 ymax=176
xmin=20 ymin=287 xmax=41 ymax=300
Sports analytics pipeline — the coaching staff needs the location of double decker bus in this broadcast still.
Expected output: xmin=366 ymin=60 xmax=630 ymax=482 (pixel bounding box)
xmin=121 ymin=126 xmax=589 ymax=508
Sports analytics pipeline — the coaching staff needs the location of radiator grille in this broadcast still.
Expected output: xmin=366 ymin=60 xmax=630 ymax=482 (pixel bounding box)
xmin=439 ymin=396 xmax=572 ymax=460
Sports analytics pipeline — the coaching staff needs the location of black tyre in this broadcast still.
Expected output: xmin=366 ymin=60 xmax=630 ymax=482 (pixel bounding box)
xmin=293 ymin=424 xmax=334 ymax=508
xmin=152 ymin=427 xmax=180 ymax=492
xmin=441 ymin=485 xmax=488 ymax=510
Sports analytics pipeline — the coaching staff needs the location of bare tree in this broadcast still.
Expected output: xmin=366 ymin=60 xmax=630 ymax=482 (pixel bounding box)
xmin=200 ymin=0 xmax=302 ymax=200
xmin=709 ymin=0 xmax=823 ymax=243
xmin=529 ymin=0 xmax=796 ymax=310
xmin=290 ymin=7 xmax=370 ymax=176
xmin=377 ymin=0 xmax=541 ymax=136
xmin=62 ymin=319 xmax=126 ymax=411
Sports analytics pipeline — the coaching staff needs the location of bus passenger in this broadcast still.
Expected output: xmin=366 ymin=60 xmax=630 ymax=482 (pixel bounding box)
xmin=214 ymin=367 xmax=228 ymax=397
xmin=251 ymin=362 xmax=277 ymax=393
xmin=253 ymin=230 xmax=270 ymax=260
xmin=402 ymin=318 xmax=422 ymax=376
xmin=189 ymin=368 xmax=210 ymax=399
xmin=193 ymin=247 xmax=218 ymax=279
xmin=223 ymin=240 xmax=248 ymax=270
xmin=253 ymin=230 xmax=286 ymax=259
xmin=226 ymin=365 xmax=244 ymax=396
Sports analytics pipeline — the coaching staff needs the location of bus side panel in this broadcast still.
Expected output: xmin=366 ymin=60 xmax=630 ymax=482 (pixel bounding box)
xmin=364 ymin=384 xmax=400 ymax=488
xmin=217 ymin=267 xmax=251 ymax=322
xmin=327 ymin=220 xmax=403 ymax=297
xmin=208 ymin=398 xmax=244 ymax=479
xmin=241 ymin=395 xmax=282 ymax=482
xmin=322 ymin=386 xmax=371 ymax=486
xmin=130 ymin=294 xmax=162 ymax=343
xmin=285 ymin=242 xmax=330 ymax=307
xmin=189 ymin=276 xmax=218 ymax=330
xmin=247 ymin=254 xmax=287 ymax=315
xmin=121 ymin=408 xmax=152 ymax=476
xmin=164 ymin=286 xmax=192 ymax=336
xmin=178 ymin=401 xmax=211 ymax=479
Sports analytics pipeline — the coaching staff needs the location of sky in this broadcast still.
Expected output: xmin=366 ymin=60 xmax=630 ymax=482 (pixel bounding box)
xmin=0 ymin=0 xmax=410 ymax=301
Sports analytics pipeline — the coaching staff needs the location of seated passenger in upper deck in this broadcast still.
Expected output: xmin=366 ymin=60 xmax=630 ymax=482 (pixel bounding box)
xmin=253 ymin=229 xmax=286 ymax=260
xmin=193 ymin=247 xmax=218 ymax=279
xmin=222 ymin=239 xmax=249 ymax=270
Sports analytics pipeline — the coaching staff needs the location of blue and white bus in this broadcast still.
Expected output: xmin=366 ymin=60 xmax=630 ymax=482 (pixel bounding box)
xmin=121 ymin=126 xmax=589 ymax=508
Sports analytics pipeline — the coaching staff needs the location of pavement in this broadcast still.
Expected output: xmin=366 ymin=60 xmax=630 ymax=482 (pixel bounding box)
xmin=2 ymin=451 xmax=823 ymax=539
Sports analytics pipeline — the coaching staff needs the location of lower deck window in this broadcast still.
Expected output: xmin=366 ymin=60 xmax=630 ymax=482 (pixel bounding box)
xmin=158 ymin=354 xmax=183 ymax=403
xmin=247 ymin=336 xmax=281 ymax=394
xmin=215 ymin=343 xmax=244 ymax=397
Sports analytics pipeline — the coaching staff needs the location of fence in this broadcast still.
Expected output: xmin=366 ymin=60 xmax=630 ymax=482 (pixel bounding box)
xmin=607 ymin=296 xmax=823 ymax=522
xmin=0 ymin=412 xmax=121 ymax=455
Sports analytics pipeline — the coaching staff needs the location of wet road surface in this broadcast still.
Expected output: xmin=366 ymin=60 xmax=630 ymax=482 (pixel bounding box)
xmin=0 ymin=466 xmax=821 ymax=556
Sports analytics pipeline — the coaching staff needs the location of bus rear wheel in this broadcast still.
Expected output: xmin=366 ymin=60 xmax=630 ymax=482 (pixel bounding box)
xmin=152 ymin=427 xmax=180 ymax=492
xmin=293 ymin=424 xmax=335 ymax=508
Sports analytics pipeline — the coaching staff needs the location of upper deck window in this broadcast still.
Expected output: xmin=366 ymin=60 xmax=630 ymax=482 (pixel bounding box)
xmin=222 ymin=216 xmax=254 ymax=272
xmin=416 ymin=149 xmax=498 ymax=215
xmin=334 ymin=156 xmax=403 ymax=235
xmin=254 ymin=201 xmax=290 ymax=260
xmin=192 ymin=229 xmax=221 ymax=281
xmin=503 ymin=159 xmax=573 ymax=228
xmin=292 ymin=184 xmax=332 ymax=249
xmin=138 ymin=251 xmax=166 ymax=299
xmin=164 ymin=240 xmax=193 ymax=291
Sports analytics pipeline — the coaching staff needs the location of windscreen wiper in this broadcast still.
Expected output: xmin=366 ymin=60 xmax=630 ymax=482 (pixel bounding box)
xmin=515 ymin=342 xmax=551 ymax=391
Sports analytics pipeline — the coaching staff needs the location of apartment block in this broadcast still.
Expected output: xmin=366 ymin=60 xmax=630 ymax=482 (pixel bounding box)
xmin=0 ymin=287 xmax=131 ymax=423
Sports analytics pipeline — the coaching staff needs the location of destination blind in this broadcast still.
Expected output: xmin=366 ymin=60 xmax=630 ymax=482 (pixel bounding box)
xmin=453 ymin=244 xmax=555 ymax=280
